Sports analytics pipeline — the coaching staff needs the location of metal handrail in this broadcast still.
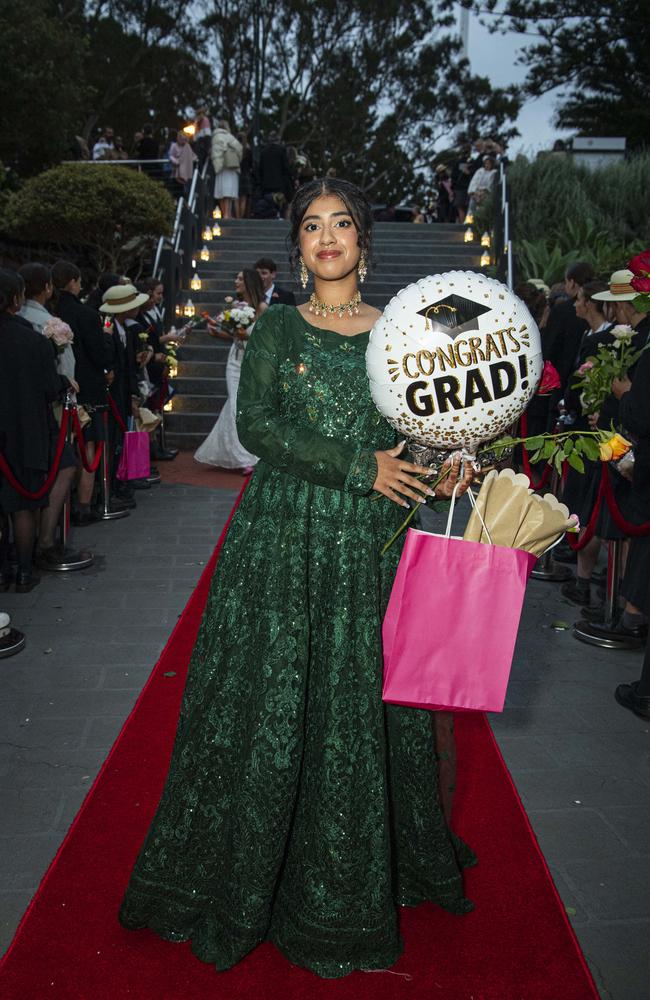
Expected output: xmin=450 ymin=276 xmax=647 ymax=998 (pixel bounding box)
xmin=153 ymin=159 xmax=214 ymax=327
xmin=495 ymin=163 xmax=514 ymax=290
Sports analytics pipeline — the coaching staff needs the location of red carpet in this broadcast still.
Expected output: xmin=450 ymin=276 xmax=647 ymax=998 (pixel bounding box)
xmin=1 ymin=484 xmax=599 ymax=1000
xmin=158 ymin=451 xmax=249 ymax=490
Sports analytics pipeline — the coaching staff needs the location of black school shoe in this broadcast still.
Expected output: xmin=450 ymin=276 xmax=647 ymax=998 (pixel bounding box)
xmin=560 ymin=579 xmax=591 ymax=606
xmin=615 ymin=682 xmax=650 ymax=721
xmin=15 ymin=571 xmax=40 ymax=593
xmin=71 ymin=510 xmax=100 ymax=527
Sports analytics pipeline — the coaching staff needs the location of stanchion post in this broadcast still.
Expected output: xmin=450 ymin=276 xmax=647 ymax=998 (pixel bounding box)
xmin=98 ymin=404 xmax=129 ymax=521
xmin=530 ymin=465 xmax=574 ymax=582
xmin=49 ymin=397 xmax=94 ymax=570
xmin=573 ymin=539 xmax=642 ymax=649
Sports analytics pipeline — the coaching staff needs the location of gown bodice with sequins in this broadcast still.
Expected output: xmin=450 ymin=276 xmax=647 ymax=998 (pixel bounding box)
xmin=119 ymin=305 xmax=474 ymax=978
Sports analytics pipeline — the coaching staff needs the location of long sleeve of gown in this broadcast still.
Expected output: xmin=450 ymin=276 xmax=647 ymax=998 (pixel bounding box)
xmin=236 ymin=311 xmax=378 ymax=494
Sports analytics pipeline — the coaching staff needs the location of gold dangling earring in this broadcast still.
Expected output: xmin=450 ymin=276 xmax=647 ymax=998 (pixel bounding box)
xmin=358 ymin=251 xmax=367 ymax=284
xmin=299 ymin=256 xmax=309 ymax=290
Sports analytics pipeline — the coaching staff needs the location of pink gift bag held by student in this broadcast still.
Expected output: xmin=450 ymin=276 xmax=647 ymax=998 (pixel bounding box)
xmin=382 ymin=491 xmax=537 ymax=714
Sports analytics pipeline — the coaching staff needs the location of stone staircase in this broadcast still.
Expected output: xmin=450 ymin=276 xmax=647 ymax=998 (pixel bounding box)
xmin=165 ymin=219 xmax=482 ymax=452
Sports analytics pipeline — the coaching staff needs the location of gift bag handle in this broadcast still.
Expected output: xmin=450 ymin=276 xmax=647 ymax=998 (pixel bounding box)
xmin=444 ymin=479 xmax=493 ymax=545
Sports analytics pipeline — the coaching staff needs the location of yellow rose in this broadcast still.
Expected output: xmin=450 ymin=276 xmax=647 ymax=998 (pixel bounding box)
xmin=599 ymin=433 xmax=632 ymax=462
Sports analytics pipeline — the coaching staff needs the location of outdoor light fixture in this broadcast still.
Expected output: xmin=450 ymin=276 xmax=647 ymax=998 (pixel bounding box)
xmin=464 ymin=227 xmax=474 ymax=243
xmin=182 ymin=123 xmax=196 ymax=137
xmin=212 ymin=223 xmax=222 ymax=237
xmin=212 ymin=206 xmax=222 ymax=219
xmin=164 ymin=399 xmax=173 ymax=412
xmin=175 ymin=302 xmax=183 ymax=316
xmin=191 ymin=273 xmax=202 ymax=291
xmin=480 ymin=250 xmax=491 ymax=267
xmin=184 ymin=299 xmax=195 ymax=317
xmin=202 ymin=226 xmax=213 ymax=241
xmin=200 ymin=245 xmax=210 ymax=261
xmin=465 ymin=211 xmax=474 ymax=225
xmin=481 ymin=232 xmax=491 ymax=248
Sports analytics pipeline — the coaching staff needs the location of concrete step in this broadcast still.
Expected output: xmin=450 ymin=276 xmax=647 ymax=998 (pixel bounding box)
xmin=174 ymin=376 xmax=226 ymax=396
xmin=172 ymin=391 xmax=226 ymax=412
xmin=165 ymin=411 xmax=221 ymax=433
xmin=176 ymin=359 xmax=227 ymax=378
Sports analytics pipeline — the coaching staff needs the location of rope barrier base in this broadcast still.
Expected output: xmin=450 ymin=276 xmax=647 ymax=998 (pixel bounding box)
xmin=39 ymin=547 xmax=94 ymax=572
xmin=573 ymin=540 xmax=644 ymax=650
xmin=573 ymin=619 xmax=645 ymax=650
xmin=530 ymin=550 xmax=574 ymax=583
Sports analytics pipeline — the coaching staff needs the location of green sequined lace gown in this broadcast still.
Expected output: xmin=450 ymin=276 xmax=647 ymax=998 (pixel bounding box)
xmin=119 ymin=305 xmax=474 ymax=977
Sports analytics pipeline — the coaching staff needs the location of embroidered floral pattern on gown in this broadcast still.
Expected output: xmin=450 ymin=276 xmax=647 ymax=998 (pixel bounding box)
xmin=119 ymin=305 xmax=475 ymax=978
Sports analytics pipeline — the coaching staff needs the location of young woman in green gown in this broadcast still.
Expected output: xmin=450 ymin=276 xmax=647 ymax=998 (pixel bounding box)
xmin=119 ymin=177 xmax=475 ymax=978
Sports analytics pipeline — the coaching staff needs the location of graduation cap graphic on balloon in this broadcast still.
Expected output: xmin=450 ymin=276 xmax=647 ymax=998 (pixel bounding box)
xmin=417 ymin=293 xmax=491 ymax=339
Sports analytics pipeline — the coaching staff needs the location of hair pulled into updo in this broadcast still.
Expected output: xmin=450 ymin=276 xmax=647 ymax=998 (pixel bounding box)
xmin=287 ymin=177 xmax=374 ymax=276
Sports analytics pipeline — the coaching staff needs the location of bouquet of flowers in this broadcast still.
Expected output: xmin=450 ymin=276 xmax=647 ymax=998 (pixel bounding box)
xmin=572 ymin=325 xmax=642 ymax=415
xmin=215 ymin=298 xmax=256 ymax=337
xmin=204 ymin=298 xmax=256 ymax=349
xmin=42 ymin=317 xmax=73 ymax=354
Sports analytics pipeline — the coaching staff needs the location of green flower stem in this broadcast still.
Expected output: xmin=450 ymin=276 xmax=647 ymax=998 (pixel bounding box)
xmin=380 ymin=466 xmax=452 ymax=557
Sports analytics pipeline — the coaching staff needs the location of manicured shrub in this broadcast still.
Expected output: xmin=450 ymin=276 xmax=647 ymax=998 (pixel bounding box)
xmin=1 ymin=163 xmax=174 ymax=272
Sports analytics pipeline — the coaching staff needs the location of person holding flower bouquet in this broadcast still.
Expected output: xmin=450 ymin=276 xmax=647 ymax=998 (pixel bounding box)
xmin=194 ymin=268 xmax=266 ymax=473
xmin=120 ymin=178 xmax=473 ymax=978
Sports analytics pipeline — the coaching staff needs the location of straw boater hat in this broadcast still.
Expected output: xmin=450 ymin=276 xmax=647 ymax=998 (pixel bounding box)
xmin=592 ymin=269 xmax=637 ymax=302
xmin=99 ymin=283 xmax=149 ymax=314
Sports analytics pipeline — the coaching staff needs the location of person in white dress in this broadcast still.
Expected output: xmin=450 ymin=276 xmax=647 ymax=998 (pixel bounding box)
xmin=194 ymin=269 xmax=267 ymax=474
xmin=210 ymin=120 xmax=243 ymax=219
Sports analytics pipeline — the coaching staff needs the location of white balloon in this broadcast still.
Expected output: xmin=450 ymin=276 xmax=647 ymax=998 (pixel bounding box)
xmin=366 ymin=271 xmax=543 ymax=454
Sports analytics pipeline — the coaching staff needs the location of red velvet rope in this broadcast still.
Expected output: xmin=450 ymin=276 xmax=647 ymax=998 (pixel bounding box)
xmin=70 ymin=408 xmax=104 ymax=473
xmin=602 ymin=463 xmax=650 ymax=537
xmin=519 ymin=412 xmax=554 ymax=491
xmin=107 ymin=391 xmax=127 ymax=432
xmin=0 ymin=408 xmax=70 ymax=500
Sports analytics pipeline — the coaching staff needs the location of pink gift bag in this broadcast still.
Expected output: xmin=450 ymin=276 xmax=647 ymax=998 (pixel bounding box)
xmin=382 ymin=509 xmax=537 ymax=713
xmin=116 ymin=430 xmax=150 ymax=481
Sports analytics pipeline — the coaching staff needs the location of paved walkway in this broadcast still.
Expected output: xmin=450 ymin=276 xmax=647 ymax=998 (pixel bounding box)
xmin=1 ymin=478 xmax=648 ymax=999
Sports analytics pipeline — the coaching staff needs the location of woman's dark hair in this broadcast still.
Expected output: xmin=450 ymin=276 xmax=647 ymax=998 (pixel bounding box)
xmin=288 ymin=177 xmax=373 ymax=275
xmin=241 ymin=268 xmax=265 ymax=312
xmin=515 ymin=281 xmax=548 ymax=326
xmin=85 ymin=271 xmax=122 ymax=310
xmin=51 ymin=259 xmax=81 ymax=290
xmin=579 ymin=279 xmax=608 ymax=314
xmin=18 ymin=262 xmax=52 ymax=300
xmin=565 ymin=261 xmax=596 ymax=287
xmin=138 ymin=275 xmax=163 ymax=294
xmin=0 ymin=269 xmax=25 ymax=313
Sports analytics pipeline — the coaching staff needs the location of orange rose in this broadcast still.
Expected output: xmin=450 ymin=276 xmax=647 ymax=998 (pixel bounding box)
xmin=599 ymin=433 xmax=632 ymax=462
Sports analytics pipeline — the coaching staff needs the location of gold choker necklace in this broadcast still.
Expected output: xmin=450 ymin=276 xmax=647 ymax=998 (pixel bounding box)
xmin=308 ymin=291 xmax=361 ymax=319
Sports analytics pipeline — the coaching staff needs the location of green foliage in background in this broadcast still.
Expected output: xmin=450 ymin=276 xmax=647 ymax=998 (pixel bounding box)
xmin=508 ymin=154 xmax=649 ymax=284
xmin=2 ymin=164 xmax=174 ymax=272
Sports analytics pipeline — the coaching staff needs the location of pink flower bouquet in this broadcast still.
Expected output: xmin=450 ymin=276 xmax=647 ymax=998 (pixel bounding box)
xmin=42 ymin=318 xmax=74 ymax=354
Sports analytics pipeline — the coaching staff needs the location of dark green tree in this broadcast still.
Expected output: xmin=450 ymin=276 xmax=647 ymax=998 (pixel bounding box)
xmin=200 ymin=0 xmax=521 ymax=201
xmin=471 ymin=0 xmax=650 ymax=149
xmin=0 ymin=0 xmax=89 ymax=175
xmin=2 ymin=163 xmax=174 ymax=270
